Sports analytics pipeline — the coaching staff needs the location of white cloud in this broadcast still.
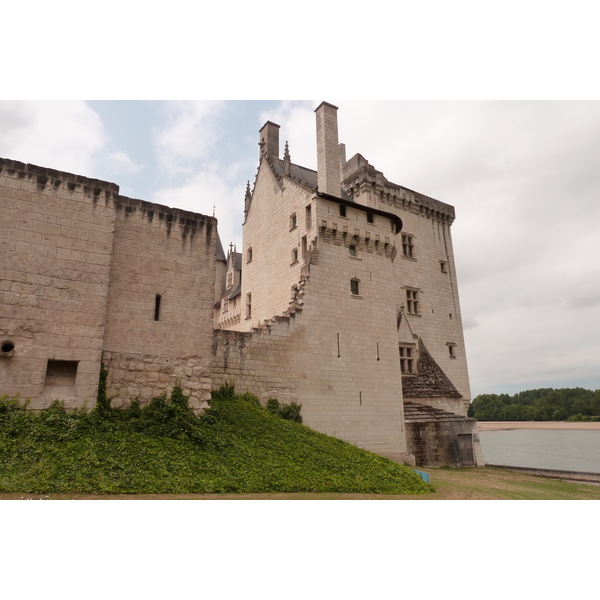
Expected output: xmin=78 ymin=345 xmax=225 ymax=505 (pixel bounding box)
xmin=154 ymin=101 xmax=225 ymax=176
xmin=0 ymin=101 xmax=142 ymax=182
xmin=0 ymin=101 xmax=106 ymax=175
xmin=151 ymin=165 xmax=244 ymax=251
xmin=103 ymin=150 xmax=143 ymax=177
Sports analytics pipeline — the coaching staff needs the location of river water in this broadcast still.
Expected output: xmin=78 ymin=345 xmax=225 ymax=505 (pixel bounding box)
xmin=478 ymin=429 xmax=600 ymax=474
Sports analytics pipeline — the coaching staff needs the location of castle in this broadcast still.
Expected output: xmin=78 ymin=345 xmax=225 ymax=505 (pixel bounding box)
xmin=0 ymin=102 xmax=483 ymax=467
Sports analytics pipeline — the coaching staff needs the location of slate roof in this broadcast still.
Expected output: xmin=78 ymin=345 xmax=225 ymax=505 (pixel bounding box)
xmin=401 ymin=338 xmax=463 ymax=399
xmin=269 ymin=158 xmax=354 ymax=201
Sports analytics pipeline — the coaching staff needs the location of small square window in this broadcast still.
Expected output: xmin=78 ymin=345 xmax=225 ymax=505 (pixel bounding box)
xmin=350 ymin=279 xmax=360 ymax=296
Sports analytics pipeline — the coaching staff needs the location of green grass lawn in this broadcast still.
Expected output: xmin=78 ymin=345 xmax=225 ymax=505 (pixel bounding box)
xmin=0 ymin=386 xmax=433 ymax=496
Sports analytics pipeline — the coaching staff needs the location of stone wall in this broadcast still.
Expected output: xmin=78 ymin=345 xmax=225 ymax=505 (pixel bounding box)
xmin=0 ymin=159 xmax=117 ymax=408
xmin=102 ymin=350 xmax=212 ymax=409
xmin=0 ymin=159 xmax=218 ymax=410
xmin=213 ymin=195 xmax=409 ymax=454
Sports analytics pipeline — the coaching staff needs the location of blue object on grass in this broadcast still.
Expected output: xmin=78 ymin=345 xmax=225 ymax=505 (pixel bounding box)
xmin=413 ymin=469 xmax=430 ymax=483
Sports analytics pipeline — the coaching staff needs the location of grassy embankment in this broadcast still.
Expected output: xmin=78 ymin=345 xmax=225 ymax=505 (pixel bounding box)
xmin=0 ymin=384 xmax=432 ymax=496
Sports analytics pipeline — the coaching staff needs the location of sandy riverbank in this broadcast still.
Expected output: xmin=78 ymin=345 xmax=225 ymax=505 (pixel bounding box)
xmin=477 ymin=421 xmax=600 ymax=431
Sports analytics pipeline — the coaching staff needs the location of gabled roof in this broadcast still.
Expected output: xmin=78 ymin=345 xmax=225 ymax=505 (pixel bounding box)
xmin=230 ymin=251 xmax=242 ymax=270
xmin=216 ymin=234 xmax=226 ymax=262
xmin=267 ymin=157 xmax=354 ymax=202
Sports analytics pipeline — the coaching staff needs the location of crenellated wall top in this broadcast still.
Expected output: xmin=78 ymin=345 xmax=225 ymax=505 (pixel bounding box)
xmin=341 ymin=153 xmax=456 ymax=224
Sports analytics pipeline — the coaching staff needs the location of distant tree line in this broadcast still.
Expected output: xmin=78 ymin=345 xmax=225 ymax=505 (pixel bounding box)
xmin=468 ymin=388 xmax=600 ymax=421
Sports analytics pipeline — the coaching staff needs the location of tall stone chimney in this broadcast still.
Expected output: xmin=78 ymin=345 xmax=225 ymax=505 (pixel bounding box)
xmin=259 ymin=121 xmax=280 ymax=159
xmin=315 ymin=101 xmax=341 ymax=197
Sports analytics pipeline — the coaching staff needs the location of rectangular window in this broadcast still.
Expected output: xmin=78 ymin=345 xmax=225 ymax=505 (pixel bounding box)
xmin=227 ymin=273 xmax=233 ymax=286
xmin=291 ymin=247 xmax=299 ymax=263
xmin=367 ymin=211 xmax=374 ymax=224
xmin=350 ymin=279 xmax=360 ymax=296
xmin=154 ymin=294 xmax=162 ymax=321
xmin=448 ymin=343 xmax=457 ymax=358
xmin=349 ymin=245 xmax=357 ymax=257
xmin=406 ymin=289 xmax=419 ymax=315
xmin=402 ymin=234 xmax=414 ymax=258
xmin=440 ymin=260 xmax=447 ymax=273
xmin=399 ymin=346 xmax=415 ymax=375
xmin=247 ymin=247 xmax=253 ymax=263
xmin=339 ymin=205 xmax=346 ymax=217
xmin=290 ymin=213 xmax=297 ymax=230
xmin=305 ymin=204 xmax=312 ymax=229
xmin=246 ymin=293 xmax=252 ymax=319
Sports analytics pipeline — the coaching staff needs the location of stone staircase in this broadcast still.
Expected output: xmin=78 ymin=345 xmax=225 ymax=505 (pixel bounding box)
xmin=403 ymin=401 xmax=473 ymax=423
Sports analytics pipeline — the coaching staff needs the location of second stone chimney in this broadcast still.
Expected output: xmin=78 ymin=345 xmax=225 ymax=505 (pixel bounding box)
xmin=259 ymin=121 xmax=280 ymax=159
xmin=315 ymin=101 xmax=341 ymax=197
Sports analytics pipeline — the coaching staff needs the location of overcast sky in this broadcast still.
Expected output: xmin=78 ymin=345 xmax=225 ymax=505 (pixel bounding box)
xmin=2 ymin=100 xmax=599 ymax=398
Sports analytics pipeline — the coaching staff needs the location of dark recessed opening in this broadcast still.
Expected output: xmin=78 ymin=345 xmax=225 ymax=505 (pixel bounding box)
xmin=45 ymin=360 xmax=78 ymax=386
xmin=154 ymin=295 xmax=162 ymax=321
xmin=1 ymin=342 xmax=15 ymax=353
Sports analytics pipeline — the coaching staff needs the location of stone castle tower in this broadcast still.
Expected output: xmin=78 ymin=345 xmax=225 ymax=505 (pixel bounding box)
xmin=213 ymin=102 xmax=482 ymax=465
xmin=0 ymin=102 xmax=483 ymax=467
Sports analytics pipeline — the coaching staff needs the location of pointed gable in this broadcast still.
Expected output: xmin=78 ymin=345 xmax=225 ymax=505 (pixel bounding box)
xmin=402 ymin=338 xmax=463 ymax=399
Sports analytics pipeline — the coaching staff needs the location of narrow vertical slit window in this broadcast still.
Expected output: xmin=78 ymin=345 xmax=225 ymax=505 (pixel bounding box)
xmin=154 ymin=295 xmax=162 ymax=321
xmin=305 ymin=204 xmax=312 ymax=229
xmin=246 ymin=293 xmax=252 ymax=319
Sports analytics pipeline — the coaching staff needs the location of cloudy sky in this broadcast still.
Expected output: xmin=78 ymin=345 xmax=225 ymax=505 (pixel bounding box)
xmin=2 ymin=100 xmax=599 ymax=398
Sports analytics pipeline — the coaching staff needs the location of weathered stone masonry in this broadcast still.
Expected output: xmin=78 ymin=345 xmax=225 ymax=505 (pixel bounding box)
xmin=0 ymin=158 xmax=216 ymax=409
